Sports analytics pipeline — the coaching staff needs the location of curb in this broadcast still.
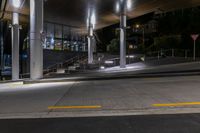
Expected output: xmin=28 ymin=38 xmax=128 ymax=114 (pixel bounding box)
xmin=24 ymin=71 xmax=200 ymax=84
xmin=0 ymin=107 xmax=200 ymax=119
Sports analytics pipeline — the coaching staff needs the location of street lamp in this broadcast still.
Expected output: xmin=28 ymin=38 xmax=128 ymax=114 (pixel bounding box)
xmin=136 ymin=24 xmax=140 ymax=29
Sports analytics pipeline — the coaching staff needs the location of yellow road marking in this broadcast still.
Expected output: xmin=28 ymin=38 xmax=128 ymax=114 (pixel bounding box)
xmin=153 ymin=102 xmax=200 ymax=107
xmin=48 ymin=105 xmax=102 ymax=110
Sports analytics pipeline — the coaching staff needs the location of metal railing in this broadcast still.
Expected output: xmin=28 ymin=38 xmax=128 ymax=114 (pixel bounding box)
xmin=146 ymin=49 xmax=192 ymax=59
xmin=19 ymin=54 xmax=88 ymax=79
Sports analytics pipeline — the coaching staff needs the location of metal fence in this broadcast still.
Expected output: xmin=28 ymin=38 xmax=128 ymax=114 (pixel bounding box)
xmin=146 ymin=49 xmax=193 ymax=59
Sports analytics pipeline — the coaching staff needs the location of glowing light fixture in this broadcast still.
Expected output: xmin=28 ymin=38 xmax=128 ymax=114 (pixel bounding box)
xmin=51 ymin=37 xmax=54 ymax=44
xmin=127 ymin=0 xmax=132 ymax=10
xmin=91 ymin=12 xmax=96 ymax=28
xmin=116 ymin=2 xmax=120 ymax=13
xmin=100 ymin=66 xmax=105 ymax=69
xmin=136 ymin=24 xmax=140 ymax=28
xmin=105 ymin=61 xmax=114 ymax=64
xmin=86 ymin=8 xmax=96 ymax=29
xmin=12 ymin=12 xmax=19 ymax=25
xmin=12 ymin=0 xmax=21 ymax=8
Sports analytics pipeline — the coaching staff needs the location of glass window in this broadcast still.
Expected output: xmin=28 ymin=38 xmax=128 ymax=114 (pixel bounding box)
xmin=82 ymin=42 xmax=86 ymax=52
xmin=46 ymin=23 xmax=54 ymax=38
xmin=43 ymin=22 xmax=86 ymax=51
xmin=63 ymin=26 xmax=70 ymax=39
xmin=63 ymin=40 xmax=71 ymax=51
xmin=55 ymin=25 xmax=62 ymax=38
xmin=71 ymin=41 xmax=76 ymax=51
xmin=75 ymin=43 xmax=79 ymax=51
xmin=44 ymin=23 xmax=47 ymax=34
xmin=46 ymin=37 xmax=55 ymax=50
xmin=54 ymin=39 xmax=62 ymax=50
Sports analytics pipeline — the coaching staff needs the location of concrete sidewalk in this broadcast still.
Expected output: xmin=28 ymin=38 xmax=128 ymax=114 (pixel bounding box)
xmin=24 ymin=61 xmax=200 ymax=84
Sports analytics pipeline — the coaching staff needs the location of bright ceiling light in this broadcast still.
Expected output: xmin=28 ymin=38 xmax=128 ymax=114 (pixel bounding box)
xmin=127 ymin=0 xmax=132 ymax=10
xmin=12 ymin=0 xmax=21 ymax=8
xmin=91 ymin=12 xmax=96 ymax=28
xmin=86 ymin=8 xmax=96 ymax=29
xmin=116 ymin=2 xmax=120 ymax=13
xmin=86 ymin=18 xmax=89 ymax=28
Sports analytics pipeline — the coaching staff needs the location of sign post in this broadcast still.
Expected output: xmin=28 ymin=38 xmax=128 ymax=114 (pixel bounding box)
xmin=191 ymin=34 xmax=199 ymax=61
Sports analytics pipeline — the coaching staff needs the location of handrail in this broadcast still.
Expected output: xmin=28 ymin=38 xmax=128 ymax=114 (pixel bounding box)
xmin=146 ymin=49 xmax=191 ymax=55
xmin=19 ymin=54 xmax=88 ymax=78
xmin=43 ymin=54 xmax=87 ymax=75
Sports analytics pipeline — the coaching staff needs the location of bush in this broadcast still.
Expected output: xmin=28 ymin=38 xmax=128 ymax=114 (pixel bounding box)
xmin=147 ymin=35 xmax=181 ymax=51
xmin=107 ymin=38 xmax=120 ymax=53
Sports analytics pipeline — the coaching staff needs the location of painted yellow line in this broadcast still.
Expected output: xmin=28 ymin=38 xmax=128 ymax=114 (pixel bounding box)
xmin=48 ymin=105 xmax=102 ymax=110
xmin=153 ymin=102 xmax=200 ymax=107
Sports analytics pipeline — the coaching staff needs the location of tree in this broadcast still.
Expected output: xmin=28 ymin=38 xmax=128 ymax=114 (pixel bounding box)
xmin=147 ymin=35 xmax=181 ymax=51
xmin=107 ymin=38 xmax=119 ymax=54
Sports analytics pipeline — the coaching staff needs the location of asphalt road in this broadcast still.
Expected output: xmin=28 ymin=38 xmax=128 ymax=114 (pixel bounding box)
xmin=1 ymin=113 xmax=200 ymax=133
xmin=1 ymin=76 xmax=200 ymax=118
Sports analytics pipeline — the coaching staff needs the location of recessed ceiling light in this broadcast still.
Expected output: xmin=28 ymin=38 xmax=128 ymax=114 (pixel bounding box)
xmin=12 ymin=0 xmax=21 ymax=8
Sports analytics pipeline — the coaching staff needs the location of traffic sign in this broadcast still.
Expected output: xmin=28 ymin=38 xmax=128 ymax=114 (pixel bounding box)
xmin=191 ymin=34 xmax=199 ymax=61
xmin=191 ymin=34 xmax=199 ymax=41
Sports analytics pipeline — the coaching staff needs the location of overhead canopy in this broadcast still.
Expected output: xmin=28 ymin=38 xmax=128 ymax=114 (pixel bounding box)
xmin=1 ymin=0 xmax=200 ymax=32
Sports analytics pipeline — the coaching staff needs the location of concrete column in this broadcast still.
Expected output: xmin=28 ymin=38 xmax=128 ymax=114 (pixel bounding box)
xmin=120 ymin=14 xmax=126 ymax=68
xmin=0 ymin=22 xmax=4 ymax=72
xmin=30 ymin=0 xmax=43 ymax=80
xmin=88 ymin=26 xmax=94 ymax=64
xmin=11 ymin=13 xmax=20 ymax=80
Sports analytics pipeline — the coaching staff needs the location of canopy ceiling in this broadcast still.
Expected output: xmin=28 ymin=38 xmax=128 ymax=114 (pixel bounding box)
xmin=1 ymin=0 xmax=200 ymax=33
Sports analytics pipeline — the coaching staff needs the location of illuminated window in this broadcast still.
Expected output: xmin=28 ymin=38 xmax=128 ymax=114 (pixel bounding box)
xmin=54 ymin=39 xmax=62 ymax=50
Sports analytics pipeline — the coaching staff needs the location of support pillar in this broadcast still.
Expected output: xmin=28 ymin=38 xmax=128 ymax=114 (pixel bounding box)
xmin=30 ymin=0 xmax=43 ymax=79
xmin=88 ymin=26 xmax=94 ymax=64
xmin=120 ymin=14 xmax=126 ymax=68
xmin=0 ymin=21 xmax=4 ymax=73
xmin=11 ymin=13 xmax=20 ymax=80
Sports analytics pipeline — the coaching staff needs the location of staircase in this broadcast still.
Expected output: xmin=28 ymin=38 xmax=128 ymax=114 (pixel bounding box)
xmin=43 ymin=54 xmax=88 ymax=78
